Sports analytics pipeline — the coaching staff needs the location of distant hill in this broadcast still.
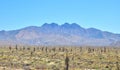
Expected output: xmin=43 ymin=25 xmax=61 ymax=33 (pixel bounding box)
xmin=0 ymin=23 xmax=120 ymax=46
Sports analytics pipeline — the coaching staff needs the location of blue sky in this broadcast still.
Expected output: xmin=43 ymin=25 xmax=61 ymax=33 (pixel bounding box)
xmin=0 ymin=0 xmax=120 ymax=33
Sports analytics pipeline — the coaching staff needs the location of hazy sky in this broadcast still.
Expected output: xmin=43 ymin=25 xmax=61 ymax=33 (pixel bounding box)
xmin=0 ymin=0 xmax=120 ymax=33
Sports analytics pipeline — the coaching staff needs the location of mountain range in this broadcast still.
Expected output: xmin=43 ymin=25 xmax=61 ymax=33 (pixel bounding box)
xmin=0 ymin=23 xmax=120 ymax=46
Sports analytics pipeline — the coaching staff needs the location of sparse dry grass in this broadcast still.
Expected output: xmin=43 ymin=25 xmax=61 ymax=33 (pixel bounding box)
xmin=0 ymin=46 xmax=120 ymax=70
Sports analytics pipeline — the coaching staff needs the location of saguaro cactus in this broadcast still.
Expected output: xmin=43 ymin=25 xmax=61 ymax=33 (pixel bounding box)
xmin=33 ymin=47 xmax=36 ymax=52
xmin=65 ymin=53 xmax=69 ymax=70
xmin=9 ymin=46 xmax=11 ymax=50
xmin=45 ymin=47 xmax=47 ymax=53
xmin=15 ymin=45 xmax=18 ymax=50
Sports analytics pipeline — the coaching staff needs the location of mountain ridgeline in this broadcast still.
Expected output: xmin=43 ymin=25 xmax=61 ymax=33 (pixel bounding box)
xmin=0 ymin=23 xmax=120 ymax=46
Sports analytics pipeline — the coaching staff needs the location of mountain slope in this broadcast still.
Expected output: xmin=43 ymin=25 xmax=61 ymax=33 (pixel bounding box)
xmin=0 ymin=23 xmax=120 ymax=46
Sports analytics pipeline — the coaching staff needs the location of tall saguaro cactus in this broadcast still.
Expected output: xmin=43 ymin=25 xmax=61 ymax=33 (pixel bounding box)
xmin=9 ymin=46 xmax=11 ymax=50
xmin=65 ymin=53 xmax=69 ymax=70
xmin=15 ymin=45 xmax=18 ymax=50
